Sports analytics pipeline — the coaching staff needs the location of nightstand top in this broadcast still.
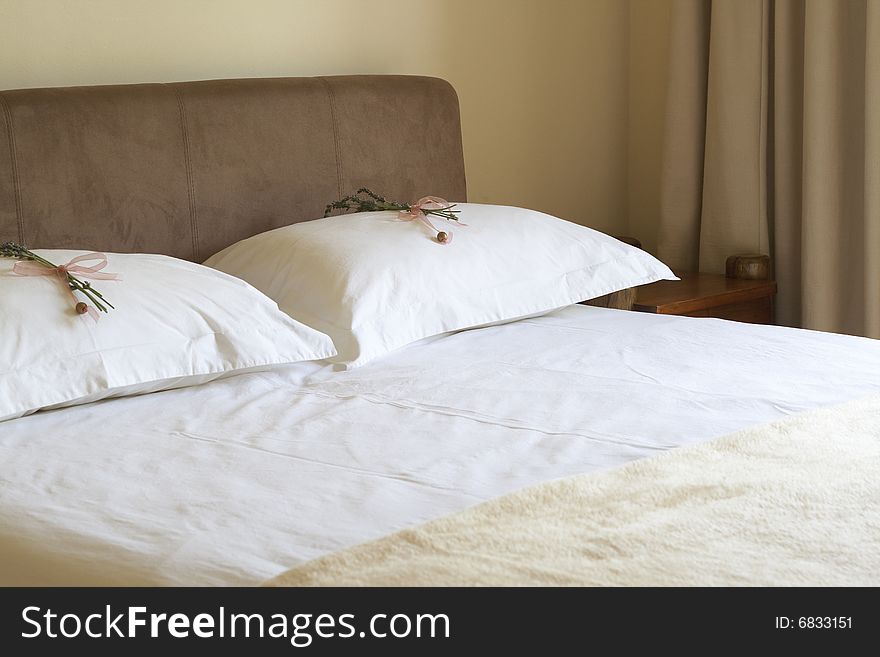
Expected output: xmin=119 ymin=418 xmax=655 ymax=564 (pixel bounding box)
xmin=634 ymin=272 xmax=777 ymax=315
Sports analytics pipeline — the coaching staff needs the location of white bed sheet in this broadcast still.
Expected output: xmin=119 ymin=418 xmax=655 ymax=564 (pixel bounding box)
xmin=2 ymin=305 xmax=879 ymax=585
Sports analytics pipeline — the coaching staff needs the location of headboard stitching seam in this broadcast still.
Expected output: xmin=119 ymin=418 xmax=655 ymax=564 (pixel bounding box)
xmin=0 ymin=95 xmax=25 ymax=244
xmin=168 ymin=85 xmax=200 ymax=262
xmin=320 ymin=78 xmax=344 ymax=198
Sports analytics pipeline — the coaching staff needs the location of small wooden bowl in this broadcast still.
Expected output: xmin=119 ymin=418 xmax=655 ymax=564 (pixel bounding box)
xmin=725 ymin=254 xmax=770 ymax=280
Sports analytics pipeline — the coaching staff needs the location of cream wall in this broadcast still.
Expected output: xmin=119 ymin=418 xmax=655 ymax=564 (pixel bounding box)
xmin=0 ymin=0 xmax=668 ymax=239
xmin=627 ymin=0 xmax=672 ymax=254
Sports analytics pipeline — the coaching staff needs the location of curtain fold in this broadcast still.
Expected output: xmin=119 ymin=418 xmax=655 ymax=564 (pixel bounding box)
xmin=658 ymin=0 xmax=880 ymax=338
xmin=657 ymin=0 xmax=711 ymax=272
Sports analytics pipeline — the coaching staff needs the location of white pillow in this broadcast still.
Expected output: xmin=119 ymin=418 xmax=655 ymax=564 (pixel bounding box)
xmin=0 ymin=250 xmax=336 ymax=422
xmin=204 ymin=203 xmax=677 ymax=367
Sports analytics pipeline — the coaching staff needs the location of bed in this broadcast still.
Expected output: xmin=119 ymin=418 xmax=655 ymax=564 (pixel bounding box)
xmin=2 ymin=76 xmax=879 ymax=586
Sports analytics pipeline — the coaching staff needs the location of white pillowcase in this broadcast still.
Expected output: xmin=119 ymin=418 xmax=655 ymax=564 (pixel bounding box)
xmin=205 ymin=203 xmax=677 ymax=367
xmin=0 ymin=250 xmax=336 ymax=422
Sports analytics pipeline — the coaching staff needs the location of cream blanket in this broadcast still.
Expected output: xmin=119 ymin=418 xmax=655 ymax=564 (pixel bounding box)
xmin=267 ymin=393 xmax=880 ymax=586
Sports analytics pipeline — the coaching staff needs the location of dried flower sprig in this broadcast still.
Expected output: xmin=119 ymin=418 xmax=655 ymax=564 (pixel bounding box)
xmin=325 ymin=188 xmax=463 ymax=244
xmin=1 ymin=242 xmax=117 ymax=316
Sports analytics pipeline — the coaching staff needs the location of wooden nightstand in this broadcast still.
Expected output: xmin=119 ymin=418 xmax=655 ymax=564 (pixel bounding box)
xmin=634 ymin=272 xmax=777 ymax=324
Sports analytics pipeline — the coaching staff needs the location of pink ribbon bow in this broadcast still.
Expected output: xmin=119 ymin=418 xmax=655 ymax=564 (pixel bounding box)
xmin=12 ymin=252 xmax=121 ymax=321
xmin=398 ymin=196 xmax=464 ymax=243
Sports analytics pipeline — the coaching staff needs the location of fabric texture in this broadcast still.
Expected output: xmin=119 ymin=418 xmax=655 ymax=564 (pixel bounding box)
xmin=0 ymin=249 xmax=336 ymax=422
xmin=2 ymin=304 xmax=879 ymax=585
xmin=0 ymin=76 xmax=466 ymax=261
xmin=658 ymin=0 xmax=880 ymax=338
xmin=205 ymin=203 xmax=677 ymax=367
xmin=267 ymin=391 xmax=880 ymax=587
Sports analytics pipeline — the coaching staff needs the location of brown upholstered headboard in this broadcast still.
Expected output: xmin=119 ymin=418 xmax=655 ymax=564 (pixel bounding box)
xmin=0 ymin=76 xmax=466 ymax=261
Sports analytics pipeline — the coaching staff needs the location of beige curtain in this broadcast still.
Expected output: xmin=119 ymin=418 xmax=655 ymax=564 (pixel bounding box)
xmin=658 ymin=0 xmax=880 ymax=338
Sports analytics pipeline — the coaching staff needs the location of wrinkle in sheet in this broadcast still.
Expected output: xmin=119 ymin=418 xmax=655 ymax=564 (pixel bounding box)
xmin=291 ymin=387 xmax=679 ymax=451
xmin=172 ymin=429 xmax=480 ymax=496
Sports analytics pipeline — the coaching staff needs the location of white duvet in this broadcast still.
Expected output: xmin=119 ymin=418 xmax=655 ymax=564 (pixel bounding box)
xmin=2 ymin=305 xmax=879 ymax=585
